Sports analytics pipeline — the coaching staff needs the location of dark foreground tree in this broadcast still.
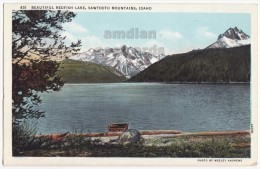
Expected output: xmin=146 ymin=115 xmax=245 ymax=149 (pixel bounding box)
xmin=12 ymin=10 xmax=81 ymax=123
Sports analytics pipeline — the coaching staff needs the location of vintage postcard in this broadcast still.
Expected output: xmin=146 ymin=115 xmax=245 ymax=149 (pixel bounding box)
xmin=3 ymin=3 xmax=258 ymax=166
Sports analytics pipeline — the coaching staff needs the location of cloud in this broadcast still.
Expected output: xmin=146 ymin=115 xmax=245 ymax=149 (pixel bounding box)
xmin=60 ymin=31 xmax=105 ymax=51
xmin=196 ymin=26 xmax=216 ymax=38
xmin=81 ymin=35 xmax=114 ymax=51
xmin=61 ymin=32 xmax=78 ymax=42
xmin=86 ymin=35 xmax=100 ymax=43
xmin=63 ymin=21 xmax=88 ymax=33
xmin=159 ymin=30 xmax=183 ymax=40
xmin=145 ymin=39 xmax=165 ymax=48
xmin=85 ymin=35 xmax=104 ymax=48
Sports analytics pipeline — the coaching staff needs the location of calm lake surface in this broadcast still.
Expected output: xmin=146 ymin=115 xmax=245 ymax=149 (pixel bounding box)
xmin=35 ymin=83 xmax=250 ymax=134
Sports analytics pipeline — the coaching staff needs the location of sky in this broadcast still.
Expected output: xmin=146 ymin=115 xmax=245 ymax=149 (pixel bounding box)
xmin=62 ymin=12 xmax=251 ymax=55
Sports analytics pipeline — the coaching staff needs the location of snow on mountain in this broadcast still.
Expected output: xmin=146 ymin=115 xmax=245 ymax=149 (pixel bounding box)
xmin=70 ymin=45 xmax=165 ymax=78
xmin=206 ymin=27 xmax=250 ymax=49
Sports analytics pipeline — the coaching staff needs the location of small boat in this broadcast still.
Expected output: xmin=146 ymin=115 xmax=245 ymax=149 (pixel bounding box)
xmin=107 ymin=123 xmax=129 ymax=132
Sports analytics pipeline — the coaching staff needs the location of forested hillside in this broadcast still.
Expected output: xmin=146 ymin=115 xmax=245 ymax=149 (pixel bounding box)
xmin=129 ymin=45 xmax=250 ymax=83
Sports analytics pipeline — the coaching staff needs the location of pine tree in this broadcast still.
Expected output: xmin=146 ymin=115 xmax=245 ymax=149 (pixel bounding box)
xmin=12 ymin=10 xmax=81 ymax=122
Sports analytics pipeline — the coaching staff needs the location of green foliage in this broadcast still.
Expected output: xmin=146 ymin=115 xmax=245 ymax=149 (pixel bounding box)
xmin=63 ymin=135 xmax=91 ymax=149
xmin=165 ymin=137 xmax=250 ymax=158
xmin=12 ymin=10 xmax=81 ymax=60
xmin=129 ymin=45 xmax=250 ymax=83
xmin=12 ymin=10 xmax=81 ymax=122
xmin=12 ymin=121 xmax=38 ymax=155
xmin=12 ymin=61 xmax=64 ymax=120
xmin=57 ymin=59 xmax=126 ymax=83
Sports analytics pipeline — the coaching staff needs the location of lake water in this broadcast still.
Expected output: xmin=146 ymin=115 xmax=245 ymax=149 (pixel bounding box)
xmin=35 ymin=83 xmax=250 ymax=134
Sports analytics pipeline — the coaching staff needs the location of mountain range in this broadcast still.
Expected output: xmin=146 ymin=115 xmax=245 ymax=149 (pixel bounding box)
xmin=70 ymin=45 xmax=165 ymax=78
xmin=62 ymin=27 xmax=251 ymax=83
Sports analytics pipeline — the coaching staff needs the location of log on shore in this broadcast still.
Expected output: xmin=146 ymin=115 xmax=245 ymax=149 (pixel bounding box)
xmin=35 ymin=130 xmax=249 ymax=140
xmin=82 ymin=132 xmax=122 ymax=137
xmin=140 ymin=130 xmax=182 ymax=135
xmin=35 ymin=130 xmax=182 ymax=139
xmin=163 ymin=130 xmax=250 ymax=138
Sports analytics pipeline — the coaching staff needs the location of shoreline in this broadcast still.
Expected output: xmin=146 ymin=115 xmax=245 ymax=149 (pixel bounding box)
xmin=20 ymin=130 xmax=251 ymax=157
xmin=36 ymin=130 xmax=250 ymax=140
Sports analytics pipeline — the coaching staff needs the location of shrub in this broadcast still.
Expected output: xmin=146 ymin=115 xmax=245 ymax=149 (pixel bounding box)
xmin=12 ymin=121 xmax=38 ymax=155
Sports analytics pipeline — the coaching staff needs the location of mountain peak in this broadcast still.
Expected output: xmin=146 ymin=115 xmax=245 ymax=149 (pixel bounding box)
xmin=218 ymin=27 xmax=250 ymax=41
xmin=121 ymin=45 xmax=127 ymax=48
xmin=88 ymin=48 xmax=95 ymax=52
xmin=207 ymin=27 xmax=250 ymax=49
xmin=121 ymin=45 xmax=127 ymax=52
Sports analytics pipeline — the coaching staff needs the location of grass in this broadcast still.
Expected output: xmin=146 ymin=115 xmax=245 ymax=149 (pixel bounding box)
xmin=19 ymin=134 xmax=250 ymax=158
xmin=12 ymin=121 xmax=38 ymax=155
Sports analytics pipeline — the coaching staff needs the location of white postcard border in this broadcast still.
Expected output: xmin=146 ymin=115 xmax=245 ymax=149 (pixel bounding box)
xmin=3 ymin=3 xmax=258 ymax=166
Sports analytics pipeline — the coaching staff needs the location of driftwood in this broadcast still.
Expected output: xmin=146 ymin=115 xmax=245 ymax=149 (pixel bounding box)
xmin=35 ymin=130 xmax=250 ymax=141
xmin=140 ymin=130 xmax=182 ymax=135
xmin=35 ymin=132 xmax=70 ymax=141
xmin=163 ymin=130 xmax=250 ymax=138
xmin=35 ymin=130 xmax=182 ymax=139
xmin=82 ymin=132 xmax=122 ymax=137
